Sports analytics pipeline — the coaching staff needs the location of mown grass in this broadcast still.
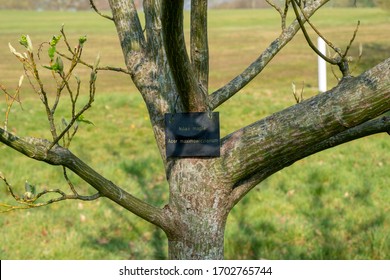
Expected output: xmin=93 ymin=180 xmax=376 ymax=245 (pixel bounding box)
xmin=0 ymin=8 xmax=389 ymax=259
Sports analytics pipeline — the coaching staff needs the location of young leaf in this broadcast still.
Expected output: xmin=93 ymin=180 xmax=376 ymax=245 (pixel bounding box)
xmin=19 ymin=35 xmax=33 ymax=52
xmin=78 ymin=35 xmax=87 ymax=47
xmin=48 ymin=46 xmax=56 ymax=60
xmin=19 ymin=35 xmax=28 ymax=48
xmin=26 ymin=35 xmax=33 ymax=52
xmin=44 ymin=56 xmax=64 ymax=73
xmin=18 ymin=75 xmax=24 ymax=88
xmin=56 ymin=56 xmax=64 ymax=73
xmin=93 ymin=53 xmax=101 ymax=71
xmin=50 ymin=35 xmax=62 ymax=47
xmin=8 ymin=43 xmax=25 ymax=59
xmin=43 ymin=65 xmax=53 ymax=70
xmin=24 ymin=180 xmax=36 ymax=195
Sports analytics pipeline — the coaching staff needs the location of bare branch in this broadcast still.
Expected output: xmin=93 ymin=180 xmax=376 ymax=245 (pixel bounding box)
xmin=0 ymin=128 xmax=169 ymax=231
xmin=108 ymin=0 xmax=146 ymax=59
xmin=220 ymin=58 xmax=390 ymax=192
xmin=89 ymin=0 xmax=114 ymax=21
xmin=209 ymin=0 xmax=328 ymax=109
xmin=343 ymin=20 xmax=360 ymax=58
xmin=229 ymin=115 xmax=390 ymax=207
xmin=290 ymin=0 xmax=359 ymax=77
xmin=291 ymin=0 xmax=338 ymax=65
xmin=266 ymin=0 xmax=289 ymax=30
xmin=48 ymin=67 xmax=96 ymax=150
xmin=191 ymin=0 xmax=209 ymax=93
xmin=0 ymin=76 xmax=23 ymax=130
xmin=0 ymin=172 xmax=101 ymax=213
xmin=161 ymin=0 xmax=208 ymax=112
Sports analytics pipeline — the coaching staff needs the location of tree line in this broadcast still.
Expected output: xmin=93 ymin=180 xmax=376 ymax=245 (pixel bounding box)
xmin=0 ymin=0 xmax=388 ymax=11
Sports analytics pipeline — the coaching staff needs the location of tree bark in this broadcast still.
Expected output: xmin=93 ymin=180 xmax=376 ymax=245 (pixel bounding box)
xmin=221 ymin=58 xmax=390 ymax=190
xmin=165 ymin=158 xmax=231 ymax=259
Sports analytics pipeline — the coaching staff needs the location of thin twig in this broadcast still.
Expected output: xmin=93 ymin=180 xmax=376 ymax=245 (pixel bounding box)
xmin=57 ymin=50 xmax=130 ymax=74
xmin=266 ymin=0 xmax=288 ymax=30
xmin=295 ymin=2 xmax=342 ymax=56
xmin=89 ymin=0 xmax=114 ymax=21
xmin=343 ymin=20 xmax=360 ymax=58
xmin=0 ymin=173 xmax=100 ymax=213
xmin=291 ymin=0 xmax=338 ymax=65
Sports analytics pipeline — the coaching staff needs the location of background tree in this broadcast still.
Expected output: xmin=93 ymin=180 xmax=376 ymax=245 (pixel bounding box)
xmin=1 ymin=0 xmax=389 ymax=259
xmin=374 ymin=0 xmax=390 ymax=10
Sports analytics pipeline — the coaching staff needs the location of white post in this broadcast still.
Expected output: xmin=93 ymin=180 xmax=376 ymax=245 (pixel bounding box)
xmin=317 ymin=37 xmax=327 ymax=93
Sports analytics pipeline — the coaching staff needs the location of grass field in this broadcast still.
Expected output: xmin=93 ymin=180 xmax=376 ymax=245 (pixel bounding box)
xmin=0 ymin=8 xmax=389 ymax=259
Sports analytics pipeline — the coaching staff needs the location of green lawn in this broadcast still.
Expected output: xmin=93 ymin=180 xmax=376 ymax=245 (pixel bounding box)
xmin=0 ymin=8 xmax=389 ymax=259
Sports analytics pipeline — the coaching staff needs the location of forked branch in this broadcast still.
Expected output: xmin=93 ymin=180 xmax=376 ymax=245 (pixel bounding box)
xmin=0 ymin=75 xmax=23 ymax=131
xmin=266 ymin=0 xmax=289 ymax=30
xmin=0 ymin=171 xmax=100 ymax=213
xmin=0 ymin=128 xmax=169 ymax=231
xmin=220 ymin=57 xmax=390 ymax=194
xmin=209 ymin=0 xmax=328 ymax=109
xmin=162 ymin=0 xmax=208 ymax=112
xmin=58 ymin=26 xmax=129 ymax=74
xmin=291 ymin=0 xmax=360 ymax=77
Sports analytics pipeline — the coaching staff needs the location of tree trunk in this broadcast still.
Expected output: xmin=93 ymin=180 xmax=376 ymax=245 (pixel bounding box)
xmin=167 ymin=209 xmax=227 ymax=260
xmin=165 ymin=158 xmax=231 ymax=259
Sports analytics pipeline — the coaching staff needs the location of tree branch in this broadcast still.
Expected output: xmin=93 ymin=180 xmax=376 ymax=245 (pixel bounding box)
xmin=290 ymin=0 xmax=354 ymax=77
xmin=108 ymin=0 xmax=146 ymax=66
xmin=228 ymin=114 xmax=390 ymax=207
xmin=161 ymin=0 xmax=208 ymax=112
xmin=0 ymin=128 xmax=169 ymax=231
xmin=89 ymin=0 xmax=114 ymax=21
xmin=0 ymin=172 xmax=101 ymax=213
xmin=219 ymin=58 xmax=390 ymax=194
xmin=209 ymin=0 xmax=329 ymax=109
xmin=191 ymin=0 xmax=209 ymax=93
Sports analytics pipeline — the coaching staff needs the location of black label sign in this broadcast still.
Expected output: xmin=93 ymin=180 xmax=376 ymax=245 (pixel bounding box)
xmin=165 ymin=112 xmax=220 ymax=158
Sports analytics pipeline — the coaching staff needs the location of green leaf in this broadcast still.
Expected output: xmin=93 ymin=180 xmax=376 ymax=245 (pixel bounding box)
xmin=44 ymin=56 xmax=64 ymax=73
xmin=56 ymin=56 xmax=64 ymax=73
xmin=43 ymin=65 xmax=53 ymax=70
xmin=50 ymin=35 xmax=62 ymax=47
xmin=19 ymin=35 xmax=28 ymax=48
xmin=24 ymin=180 xmax=36 ymax=195
xmin=19 ymin=35 xmax=33 ymax=52
xmin=48 ymin=45 xmax=56 ymax=60
xmin=77 ymin=115 xmax=94 ymax=126
xmin=78 ymin=35 xmax=87 ymax=47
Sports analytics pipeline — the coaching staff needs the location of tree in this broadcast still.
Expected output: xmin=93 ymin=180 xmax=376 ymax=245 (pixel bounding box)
xmin=1 ymin=0 xmax=389 ymax=259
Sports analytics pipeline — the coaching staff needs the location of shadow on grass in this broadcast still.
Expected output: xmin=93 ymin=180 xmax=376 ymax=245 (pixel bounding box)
xmin=80 ymin=156 xmax=168 ymax=259
xmin=226 ymin=169 xmax=388 ymax=260
xmin=80 ymin=158 xmax=388 ymax=259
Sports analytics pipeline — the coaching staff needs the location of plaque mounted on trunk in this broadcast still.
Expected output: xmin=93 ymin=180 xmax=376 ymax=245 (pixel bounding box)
xmin=165 ymin=112 xmax=220 ymax=158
